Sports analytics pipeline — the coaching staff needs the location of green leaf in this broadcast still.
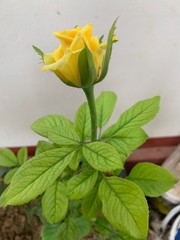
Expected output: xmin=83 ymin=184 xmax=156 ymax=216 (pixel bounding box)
xmin=127 ymin=162 xmax=177 ymax=197
xmin=42 ymin=181 xmax=68 ymax=224
xmin=95 ymin=216 xmax=115 ymax=238
xmin=35 ymin=141 xmax=57 ymax=155
xmin=95 ymin=217 xmax=130 ymax=240
xmin=98 ymin=18 xmax=118 ymax=82
xmin=0 ymin=147 xmax=76 ymax=206
xmin=0 ymin=183 xmax=5 ymax=195
xmin=0 ymin=148 xmax=17 ymax=167
xmin=82 ymin=186 xmax=102 ymax=219
xmin=82 ymin=142 xmax=123 ymax=172
xmin=32 ymin=114 xmax=73 ymax=137
xmin=96 ymin=91 xmax=117 ymax=129
xmin=117 ymin=231 xmax=138 ymax=240
xmin=75 ymin=216 xmax=91 ymax=238
xmin=32 ymin=45 xmax=44 ymax=61
xmin=0 ymin=167 xmax=8 ymax=178
xmin=4 ymin=167 xmax=19 ymax=184
xmin=57 ymin=218 xmax=78 ymax=240
xmin=41 ymin=223 xmax=59 ymax=240
xmin=68 ymin=199 xmax=81 ymax=215
xmin=78 ymin=45 xmax=96 ymax=88
xmin=102 ymin=96 xmax=160 ymax=139
xmin=48 ymin=127 xmax=80 ymax=146
xmin=106 ymin=128 xmax=148 ymax=158
xmin=99 ymin=177 xmax=149 ymax=239
xmin=67 ymin=170 xmax=98 ymax=199
xmin=74 ymin=102 xmax=91 ymax=141
xmin=17 ymin=147 xmax=28 ymax=165
xmin=68 ymin=149 xmax=82 ymax=171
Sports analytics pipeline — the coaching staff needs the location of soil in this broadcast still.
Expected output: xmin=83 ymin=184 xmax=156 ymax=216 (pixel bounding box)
xmin=0 ymin=206 xmax=41 ymax=240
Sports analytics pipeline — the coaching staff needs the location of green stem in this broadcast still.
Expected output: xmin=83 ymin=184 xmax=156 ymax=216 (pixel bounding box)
xmin=83 ymin=86 xmax=97 ymax=142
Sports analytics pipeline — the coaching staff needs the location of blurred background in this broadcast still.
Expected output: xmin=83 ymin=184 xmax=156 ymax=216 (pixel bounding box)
xmin=0 ymin=0 xmax=180 ymax=147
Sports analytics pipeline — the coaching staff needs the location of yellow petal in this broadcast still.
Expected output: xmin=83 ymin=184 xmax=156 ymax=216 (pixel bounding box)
xmin=93 ymin=43 xmax=107 ymax=79
xmin=53 ymin=27 xmax=81 ymax=52
xmin=53 ymin=45 xmax=64 ymax=61
xmin=70 ymin=24 xmax=93 ymax=51
xmin=59 ymin=49 xmax=81 ymax=86
xmin=90 ymin=36 xmax=100 ymax=52
xmin=43 ymin=53 xmax=55 ymax=65
xmin=80 ymin=24 xmax=93 ymax=40
xmin=54 ymin=27 xmax=80 ymax=40
xmin=42 ymin=49 xmax=81 ymax=87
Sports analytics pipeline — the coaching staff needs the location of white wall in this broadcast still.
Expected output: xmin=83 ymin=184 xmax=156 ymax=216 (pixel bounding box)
xmin=0 ymin=0 xmax=180 ymax=147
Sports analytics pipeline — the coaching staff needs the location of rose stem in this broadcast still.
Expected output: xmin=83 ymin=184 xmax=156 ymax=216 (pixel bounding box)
xmin=83 ymin=86 xmax=97 ymax=142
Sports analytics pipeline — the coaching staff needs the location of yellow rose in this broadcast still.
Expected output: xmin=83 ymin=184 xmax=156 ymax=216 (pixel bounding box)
xmin=41 ymin=24 xmax=107 ymax=88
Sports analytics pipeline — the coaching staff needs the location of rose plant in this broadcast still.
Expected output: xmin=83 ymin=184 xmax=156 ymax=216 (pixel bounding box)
xmin=0 ymin=20 xmax=176 ymax=239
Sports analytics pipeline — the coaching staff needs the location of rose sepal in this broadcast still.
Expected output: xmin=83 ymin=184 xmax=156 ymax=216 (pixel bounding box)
xmin=97 ymin=17 xmax=118 ymax=83
xmin=78 ymin=44 xmax=97 ymax=88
